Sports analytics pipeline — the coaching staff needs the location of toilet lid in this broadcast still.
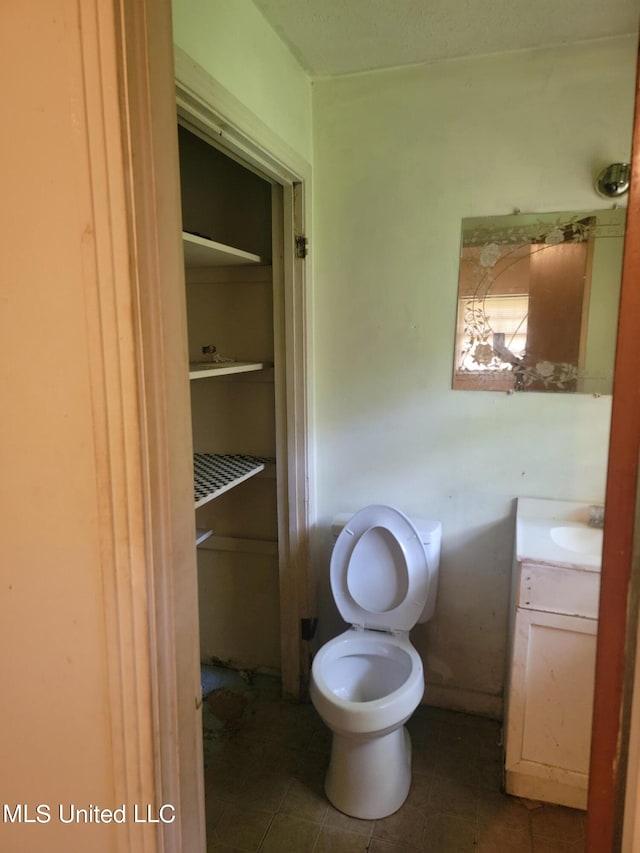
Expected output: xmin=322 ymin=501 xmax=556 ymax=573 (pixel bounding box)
xmin=330 ymin=505 xmax=430 ymax=632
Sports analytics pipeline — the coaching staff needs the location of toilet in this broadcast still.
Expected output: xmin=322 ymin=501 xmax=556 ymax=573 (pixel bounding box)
xmin=310 ymin=504 xmax=442 ymax=820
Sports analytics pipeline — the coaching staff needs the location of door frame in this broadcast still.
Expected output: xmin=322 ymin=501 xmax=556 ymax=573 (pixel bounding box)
xmin=173 ymin=47 xmax=314 ymax=700
xmin=586 ymin=40 xmax=640 ymax=853
xmin=110 ymin=3 xmax=207 ymax=852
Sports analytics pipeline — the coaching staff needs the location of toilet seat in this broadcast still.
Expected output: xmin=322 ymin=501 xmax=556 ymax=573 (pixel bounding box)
xmin=310 ymin=628 xmax=424 ymax=736
xmin=330 ymin=505 xmax=430 ymax=633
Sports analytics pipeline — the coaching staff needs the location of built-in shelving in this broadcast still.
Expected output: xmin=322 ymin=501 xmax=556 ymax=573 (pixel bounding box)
xmin=182 ymin=231 xmax=262 ymax=268
xmin=189 ymin=361 xmax=269 ymax=380
xmin=193 ymin=453 xmax=267 ymax=509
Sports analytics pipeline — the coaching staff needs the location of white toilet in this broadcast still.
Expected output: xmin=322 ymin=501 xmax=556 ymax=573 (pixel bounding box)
xmin=310 ymin=504 xmax=442 ymax=820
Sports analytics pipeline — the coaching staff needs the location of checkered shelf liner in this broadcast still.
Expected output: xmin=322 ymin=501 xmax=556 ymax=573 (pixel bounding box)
xmin=193 ymin=453 xmax=270 ymax=508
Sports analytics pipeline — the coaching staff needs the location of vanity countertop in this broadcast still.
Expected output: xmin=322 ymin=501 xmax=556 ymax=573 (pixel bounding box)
xmin=516 ymin=497 xmax=602 ymax=572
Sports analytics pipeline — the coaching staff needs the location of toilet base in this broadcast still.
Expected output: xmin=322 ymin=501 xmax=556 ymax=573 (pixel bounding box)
xmin=324 ymin=725 xmax=412 ymax=820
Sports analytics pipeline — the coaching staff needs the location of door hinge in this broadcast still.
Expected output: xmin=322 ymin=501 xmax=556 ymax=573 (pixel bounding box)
xmin=295 ymin=235 xmax=308 ymax=259
xmin=301 ymin=617 xmax=317 ymax=641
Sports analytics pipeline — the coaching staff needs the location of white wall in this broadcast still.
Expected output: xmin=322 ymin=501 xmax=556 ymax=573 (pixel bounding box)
xmin=172 ymin=0 xmax=312 ymax=163
xmin=312 ymin=36 xmax=637 ymax=717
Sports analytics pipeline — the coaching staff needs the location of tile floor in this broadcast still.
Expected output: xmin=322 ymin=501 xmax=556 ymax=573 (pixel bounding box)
xmin=201 ymin=669 xmax=586 ymax=852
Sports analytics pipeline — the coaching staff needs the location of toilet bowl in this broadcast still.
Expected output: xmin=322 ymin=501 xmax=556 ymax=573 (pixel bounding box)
xmin=310 ymin=504 xmax=441 ymax=820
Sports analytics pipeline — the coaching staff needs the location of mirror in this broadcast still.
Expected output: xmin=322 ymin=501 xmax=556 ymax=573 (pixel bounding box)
xmin=452 ymin=208 xmax=626 ymax=393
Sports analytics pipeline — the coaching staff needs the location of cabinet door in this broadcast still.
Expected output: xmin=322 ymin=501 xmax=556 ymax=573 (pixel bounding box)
xmin=505 ymin=608 xmax=597 ymax=807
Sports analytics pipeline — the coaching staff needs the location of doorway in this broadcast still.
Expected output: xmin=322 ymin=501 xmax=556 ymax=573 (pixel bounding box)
xmin=173 ymin=79 xmax=312 ymax=698
xmin=172 ymin=48 xmax=314 ymax=849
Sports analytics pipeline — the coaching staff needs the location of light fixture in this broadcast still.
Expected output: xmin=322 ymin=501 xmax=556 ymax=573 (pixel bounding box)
xmin=595 ymin=162 xmax=631 ymax=198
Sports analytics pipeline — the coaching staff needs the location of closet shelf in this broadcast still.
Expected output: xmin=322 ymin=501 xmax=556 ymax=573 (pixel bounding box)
xmin=189 ymin=361 xmax=269 ymax=379
xmin=182 ymin=231 xmax=262 ymax=268
xmin=193 ymin=453 xmax=269 ymax=509
xmin=195 ymin=528 xmax=214 ymax=546
xmin=197 ymin=535 xmax=278 ymax=557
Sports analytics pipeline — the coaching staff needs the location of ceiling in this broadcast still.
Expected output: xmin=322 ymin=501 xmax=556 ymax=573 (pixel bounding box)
xmin=252 ymin=0 xmax=639 ymax=77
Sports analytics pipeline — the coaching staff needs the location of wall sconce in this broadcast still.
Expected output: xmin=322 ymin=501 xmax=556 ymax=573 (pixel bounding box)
xmin=596 ymin=162 xmax=631 ymax=198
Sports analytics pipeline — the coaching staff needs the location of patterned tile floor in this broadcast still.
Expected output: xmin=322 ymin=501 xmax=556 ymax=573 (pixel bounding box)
xmin=201 ymin=668 xmax=586 ymax=852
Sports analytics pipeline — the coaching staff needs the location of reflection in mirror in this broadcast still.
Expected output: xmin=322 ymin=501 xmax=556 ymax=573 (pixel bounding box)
xmin=452 ymin=209 xmax=626 ymax=393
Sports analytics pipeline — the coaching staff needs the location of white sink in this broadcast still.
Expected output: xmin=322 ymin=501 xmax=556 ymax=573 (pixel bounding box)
xmin=516 ymin=498 xmax=603 ymax=570
xmin=550 ymin=525 xmax=603 ymax=556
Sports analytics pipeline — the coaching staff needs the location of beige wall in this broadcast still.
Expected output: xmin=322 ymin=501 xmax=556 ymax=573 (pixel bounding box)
xmin=0 ymin=3 xmax=117 ymax=850
xmin=311 ymin=36 xmax=636 ymax=716
xmin=0 ymin=2 xmax=172 ymax=850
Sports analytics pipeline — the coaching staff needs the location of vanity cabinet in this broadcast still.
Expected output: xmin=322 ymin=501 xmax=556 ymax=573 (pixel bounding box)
xmin=504 ymin=498 xmax=602 ymax=810
xmin=179 ymin=123 xmax=282 ymax=673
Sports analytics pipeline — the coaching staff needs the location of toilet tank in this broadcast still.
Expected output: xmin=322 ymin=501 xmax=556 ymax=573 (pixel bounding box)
xmin=331 ymin=511 xmax=442 ymax=624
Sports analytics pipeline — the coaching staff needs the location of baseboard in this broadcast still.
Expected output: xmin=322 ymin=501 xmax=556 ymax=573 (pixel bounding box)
xmin=423 ymin=682 xmax=503 ymax=720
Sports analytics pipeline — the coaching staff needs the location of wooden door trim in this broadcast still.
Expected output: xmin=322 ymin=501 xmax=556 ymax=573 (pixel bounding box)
xmin=586 ymin=39 xmax=640 ymax=853
xmin=63 ymin=2 xmax=203 ymax=852
xmin=114 ymin=2 xmax=206 ymax=851
xmin=71 ymin=3 xmax=162 ymax=851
